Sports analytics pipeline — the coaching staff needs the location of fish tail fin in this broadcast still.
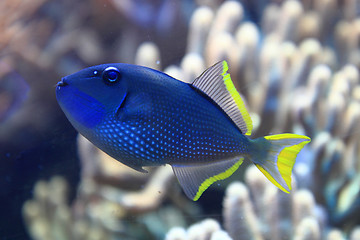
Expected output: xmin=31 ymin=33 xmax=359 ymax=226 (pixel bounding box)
xmin=252 ymin=134 xmax=311 ymax=193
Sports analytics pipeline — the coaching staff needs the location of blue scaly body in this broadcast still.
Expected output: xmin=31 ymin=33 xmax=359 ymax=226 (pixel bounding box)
xmin=95 ymin=68 xmax=252 ymax=167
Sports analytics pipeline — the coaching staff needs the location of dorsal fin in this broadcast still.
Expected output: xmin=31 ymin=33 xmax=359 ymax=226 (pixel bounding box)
xmin=191 ymin=61 xmax=253 ymax=136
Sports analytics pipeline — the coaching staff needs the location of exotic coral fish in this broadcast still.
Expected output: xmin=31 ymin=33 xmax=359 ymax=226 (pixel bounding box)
xmin=56 ymin=61 xmax=311 ymax=201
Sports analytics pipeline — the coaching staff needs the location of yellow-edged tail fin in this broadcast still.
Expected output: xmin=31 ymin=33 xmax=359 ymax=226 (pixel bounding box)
xmin=255 ymin=134 xmax=311 ymax=193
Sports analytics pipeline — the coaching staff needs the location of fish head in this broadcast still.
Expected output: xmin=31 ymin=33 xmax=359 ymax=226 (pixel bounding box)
xmin=56 ymin=64 xmax=128 ymax=130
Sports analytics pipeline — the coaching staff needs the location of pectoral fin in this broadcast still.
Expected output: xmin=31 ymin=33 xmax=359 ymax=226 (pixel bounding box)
xmin=172 ymin=157 xmax=244 ymax=201
xmin=116 ymin=92 xmax=152 ymax=120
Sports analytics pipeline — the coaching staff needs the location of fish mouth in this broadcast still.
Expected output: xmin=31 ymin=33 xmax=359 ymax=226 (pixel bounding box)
xmin=57 ymin=78 xmax=68 ymax=87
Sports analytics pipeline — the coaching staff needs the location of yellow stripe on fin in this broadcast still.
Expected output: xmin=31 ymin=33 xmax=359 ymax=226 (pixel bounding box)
xmin=256 ymin=164 xmax=290 ymax=193
xmin=191 ymin=61 xmax=253 ymax=135
xmin=255 ymin=134 xmax=311 ymax=193
xmin=172 ymin=157 xmax=244 ymax=201
xmin=193 ymin=158 xmax=243 ymax=201
xmin=263 ymin=134 xmax=311 ymax=141
xmin=221 ymin=61 xmax=253 ymax=136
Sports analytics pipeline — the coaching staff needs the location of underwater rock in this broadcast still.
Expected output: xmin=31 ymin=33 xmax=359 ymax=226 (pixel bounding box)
xmin=0 ymin=60 xmax=29 ymax=123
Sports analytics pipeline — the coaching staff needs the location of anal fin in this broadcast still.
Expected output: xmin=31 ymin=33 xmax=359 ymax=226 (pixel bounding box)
xmin=172 ymin=157 xmax=244 ymax=201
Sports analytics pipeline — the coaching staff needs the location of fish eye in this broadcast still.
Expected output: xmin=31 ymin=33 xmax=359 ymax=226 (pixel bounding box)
xmin=102 ymin=67 xmax=121 ymax=84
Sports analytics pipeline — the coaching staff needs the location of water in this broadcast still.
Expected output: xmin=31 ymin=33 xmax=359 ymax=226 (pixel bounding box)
xmin=1 ymin=0 xmax=360 ymax=239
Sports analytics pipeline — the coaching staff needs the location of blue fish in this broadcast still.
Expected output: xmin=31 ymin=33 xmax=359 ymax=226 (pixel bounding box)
xmin=56 ymin=61 xmax=311 ymax=201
